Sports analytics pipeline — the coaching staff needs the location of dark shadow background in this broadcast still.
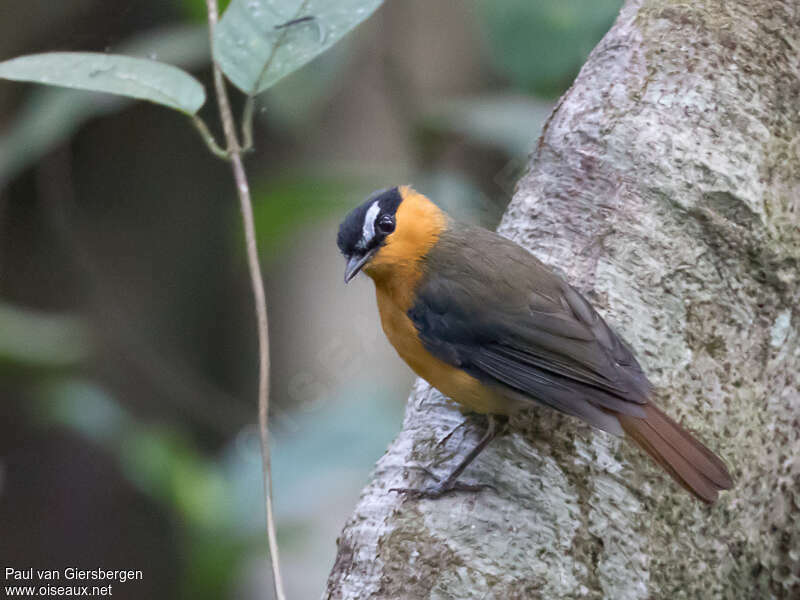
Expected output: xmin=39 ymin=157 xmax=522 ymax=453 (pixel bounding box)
xmin=0 ymin=1 xmax=621 ymax=597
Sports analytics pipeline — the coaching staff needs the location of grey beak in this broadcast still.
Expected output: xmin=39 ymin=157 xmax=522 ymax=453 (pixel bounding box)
xmin=344 ymin=250 xmax=375 ymax=283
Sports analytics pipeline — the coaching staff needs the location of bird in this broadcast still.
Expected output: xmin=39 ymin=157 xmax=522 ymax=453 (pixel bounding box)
xmin=337 ymin=185 xmax=733 ymax=503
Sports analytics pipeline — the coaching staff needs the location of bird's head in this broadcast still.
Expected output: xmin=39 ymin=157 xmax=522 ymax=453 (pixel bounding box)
xmin=337 ymin=185 xmax=447 ymax=283
xmin=337 ymin=187 xmax=403 ymax=283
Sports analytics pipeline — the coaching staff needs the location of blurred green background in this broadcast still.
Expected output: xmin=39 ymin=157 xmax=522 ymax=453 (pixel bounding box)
xmin=0 ymin=1 xmax=621 ymax=598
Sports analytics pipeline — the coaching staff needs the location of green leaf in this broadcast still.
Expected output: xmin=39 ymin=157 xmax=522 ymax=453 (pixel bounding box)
xmin=0 ymin=52 xmax=206 ymax=114
xmin=0 ymin=25 xmax=210 ymax=187
xmin=214 ymin=0 xmax=383 ymax=94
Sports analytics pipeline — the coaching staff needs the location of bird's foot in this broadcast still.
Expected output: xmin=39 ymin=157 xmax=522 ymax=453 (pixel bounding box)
xmin=390 ymin=478 xmax=495 ymax=500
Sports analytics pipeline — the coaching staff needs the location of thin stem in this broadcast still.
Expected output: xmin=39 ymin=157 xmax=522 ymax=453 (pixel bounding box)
xmin=240 ymin=0 xmax=311 ymax=151
xmin=204 ymin=2 xmax=285 ymax=600
xmin=190 ymin=115 xmax=229 ymax=159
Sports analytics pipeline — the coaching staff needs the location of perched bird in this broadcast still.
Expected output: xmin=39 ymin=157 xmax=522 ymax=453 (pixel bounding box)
xmin=337 ymin=185 xmax=733 ymax=503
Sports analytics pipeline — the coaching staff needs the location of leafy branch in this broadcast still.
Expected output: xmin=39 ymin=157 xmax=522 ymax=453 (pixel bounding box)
xmin=0 ymin=1 xmax=384 ymax=598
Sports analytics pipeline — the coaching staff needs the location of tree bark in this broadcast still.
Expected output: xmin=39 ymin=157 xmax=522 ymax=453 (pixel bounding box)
xmin=325 ymin=1 xmax=800 ymax=598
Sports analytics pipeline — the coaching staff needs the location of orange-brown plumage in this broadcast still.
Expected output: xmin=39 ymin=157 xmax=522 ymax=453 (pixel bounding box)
xmin=362 ymin=187 xmax=510 ymax=415
xmin=337 ymin=186 xmax=733 ymax=503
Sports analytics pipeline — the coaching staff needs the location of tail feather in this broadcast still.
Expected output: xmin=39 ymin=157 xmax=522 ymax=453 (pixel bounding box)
xmin=617 ymin=404 xmax=733 ymax=504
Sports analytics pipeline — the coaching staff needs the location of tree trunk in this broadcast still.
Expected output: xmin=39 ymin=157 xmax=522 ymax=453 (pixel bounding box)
xmin=325 ymin=0 xmax=800 ymax=598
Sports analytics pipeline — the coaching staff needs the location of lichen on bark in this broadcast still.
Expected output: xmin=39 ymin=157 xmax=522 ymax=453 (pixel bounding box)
xmin=325 ymin=1 xmax=800 ymax=598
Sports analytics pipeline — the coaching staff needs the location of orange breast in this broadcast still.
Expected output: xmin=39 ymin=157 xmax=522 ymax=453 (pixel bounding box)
xmin=375 ymin=286 xmax=509 ymax=415
xmin=364 ymin=187 xmax=514 ymax=415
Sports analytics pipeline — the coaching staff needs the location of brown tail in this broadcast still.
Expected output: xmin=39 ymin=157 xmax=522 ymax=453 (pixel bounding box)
xmin=617 ymin=404 xmax=733 ymax=504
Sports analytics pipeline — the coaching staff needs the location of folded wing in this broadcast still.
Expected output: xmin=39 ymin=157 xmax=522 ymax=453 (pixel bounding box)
xmin=410 ymin=225 xmax=650 ymax=431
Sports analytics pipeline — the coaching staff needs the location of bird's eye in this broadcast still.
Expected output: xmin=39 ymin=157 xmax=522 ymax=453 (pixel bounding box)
xmin=376 ymin=215 xmax=395 ymax=235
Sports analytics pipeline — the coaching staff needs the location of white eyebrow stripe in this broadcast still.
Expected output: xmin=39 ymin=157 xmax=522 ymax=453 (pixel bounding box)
xmin=359 ymin=201 xmax=381 ymax=249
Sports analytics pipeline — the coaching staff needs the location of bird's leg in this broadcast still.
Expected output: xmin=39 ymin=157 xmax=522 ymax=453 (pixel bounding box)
xmin=401 ymin=418 xmax=471 ymax=476
xmin=391 ymin=415 xmax=500 ymax=499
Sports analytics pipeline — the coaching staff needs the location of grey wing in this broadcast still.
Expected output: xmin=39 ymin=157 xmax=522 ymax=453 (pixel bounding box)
xmin=410 ymin=228 xmax=651 ymax=431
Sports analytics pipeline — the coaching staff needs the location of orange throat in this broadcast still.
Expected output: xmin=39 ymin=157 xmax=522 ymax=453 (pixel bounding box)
xmin=363 ymin=186 xmax=448 ymax=311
